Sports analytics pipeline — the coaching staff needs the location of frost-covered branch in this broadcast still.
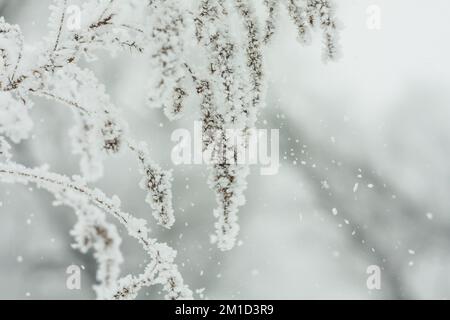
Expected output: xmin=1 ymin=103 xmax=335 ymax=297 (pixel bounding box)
xmin=0 ymin=136 xmax=11 ymax=161
xmin=175 ymin=0 xmax=341 ymax=250
xmin=0 ymin=161 xmax=191 ymax=299
xmin=0 ymin=3 xmax=175 ymax=226
xmin=263 ymin=0 xmax=280 ymax=44
xmin=0 ymin=0 xmax=184 ymax=298
xmin=69 ymin=200 xmax=123 ymax=299
xmin=128 ymin=141 xmax=175 ymax=228
xmin=0 ymin=0 xmax=342 ymax=280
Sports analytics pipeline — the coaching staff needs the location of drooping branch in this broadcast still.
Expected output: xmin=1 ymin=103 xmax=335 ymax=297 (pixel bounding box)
xmin=0 ymin=161 xmax=191 ymax=299
xmin=69 ymin=199 xmax=123 ymax=299
xmin=1 ymin=0 xmax=342 ymax=270
xmin=284 ymin=0 xmax=341 ymax=61
xmin=146 ymin=0 xmax=188 ymax=120
xmin=263 ymin=0 xmax=280 ymax=44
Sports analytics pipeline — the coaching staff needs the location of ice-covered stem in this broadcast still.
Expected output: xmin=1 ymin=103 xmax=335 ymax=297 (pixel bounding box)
xmin=69 ymin=112 xmax=104 ymax=182
xmin=1 ymin=4 xmax=140 ymax=156
xmin=50 ymin=0 xmax=68 ymax=52
xmin=0 ymin=17 xmax=24 ymax=85
xmin=285 ymin=0 xmax=311 ymax=44
xmin=128 ymin=141 xmax=175 ymax=229
xmin=30 ymin=65 xmax=175 ymax=227
xmin=0 ymin=91 xmax=33 ymax=143
xmin=1 ymin=0 xmax=145 ymax=93
xmin=0 ymin=48 xmax=8 ymax=71
xmin=306 ymin=0 xmax=341 ymax=61
xmin=184 ymin=75 xmax=249 ymax=251
xmin=283 ymin=0 xmax=341 ymax=61
xmin=0 ymin=162 xmax=191 ymax=300
xmin=1 ymin=0 xmax=175 ymax=224
xmin=147 ymin=0 xmax=188 ymax=120
xmin=184 ymin=63 xmax=223 ymax=151
xmin=37 ymin=88 xmax=175 ymax=227
xmin=41 ymin=91 xmax=175 ymax=227
xmin=195 ymin=0 xmax=248 ymax=130
xmin=0 ymin=162 xmax=145 ymax=234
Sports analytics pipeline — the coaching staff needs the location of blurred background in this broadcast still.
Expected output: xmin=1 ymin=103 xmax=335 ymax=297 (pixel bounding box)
xmin=1 ymin=0 xmax=450 ymax=299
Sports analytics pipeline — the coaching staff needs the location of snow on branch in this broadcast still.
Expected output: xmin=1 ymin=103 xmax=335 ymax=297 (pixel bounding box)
xmin=0 ymin=1 xmax=175 ymax=224
xmin=0 ymin=0 xmax=341 ymax=286
xmin=0 ymin=136 xmax=11 ymax=161
xmin=234 ymin=0 xmax=265 ymax=112
xmin=69 ymin=200 xmax=124 ymax=299
xmin=284 ymin=0 xmax=341 ymax=61
xmin=147 ymin=0 xmax=188 ymax=120
xmin=128 ymin=140 xmax=175 ymax=229
xmin=0 ymin=161 xmax=191 ymax=299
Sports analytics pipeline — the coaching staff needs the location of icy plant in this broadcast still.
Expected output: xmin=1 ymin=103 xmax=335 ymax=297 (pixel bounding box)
xmin=0 ymin=0 xmax=186 ymax=300
xmin=180 ymin=0 xmax=341 ymax=250
xmin=0 ymin=158 xmax=191 ymax=300
xmin=0 ymin=0 xmax=340 ymax=298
